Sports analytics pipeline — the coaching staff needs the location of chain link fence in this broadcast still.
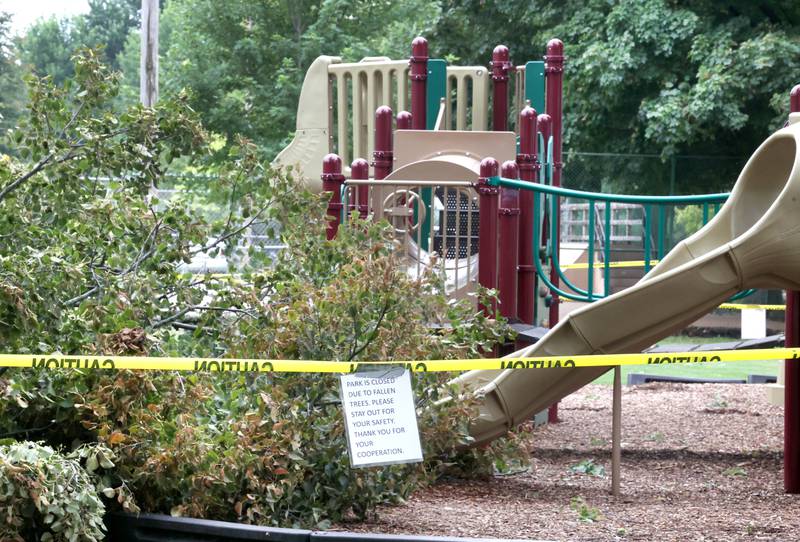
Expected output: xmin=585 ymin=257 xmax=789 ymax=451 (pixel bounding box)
xmin=562 ymin=152 xmax=747 ymax=195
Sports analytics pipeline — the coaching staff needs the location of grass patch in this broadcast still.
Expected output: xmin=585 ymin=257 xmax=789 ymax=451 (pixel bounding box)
xmin=592 ymin=335 xmax=782 ymax=386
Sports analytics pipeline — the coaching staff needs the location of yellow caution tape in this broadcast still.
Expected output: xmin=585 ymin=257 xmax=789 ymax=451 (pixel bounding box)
xmin=561 ymin=260 xmax=661 ymax=269
xmin=1 ymin=348 xmax=795 ymax=374
xmin=718 ymin=303 xmax=786 ymax=311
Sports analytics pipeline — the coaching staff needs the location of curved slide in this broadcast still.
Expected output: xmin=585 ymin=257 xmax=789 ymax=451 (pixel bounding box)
xmin=456 ymin=115 xmax=800 ymax=445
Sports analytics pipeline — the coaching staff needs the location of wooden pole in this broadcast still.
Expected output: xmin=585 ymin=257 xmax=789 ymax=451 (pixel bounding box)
xmin=611 ymin=365 xmax=622 ymax=496
xmin=140 ymin=0 xmax=159 ymax=106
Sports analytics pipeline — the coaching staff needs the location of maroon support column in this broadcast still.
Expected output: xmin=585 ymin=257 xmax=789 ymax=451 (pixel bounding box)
xmin=537 ymin=113 xmax=555 ymax=320
xmin=786 ymin=84 xmax=800 ymax=493
xmin=351 ymin=158 xmax=369 ymax=218
xmin=491 ymin=45 xmax=513 ymax=131
xmin=477 ymin=157 xmax=500 ymax=316
xmin=397 ymin=110 xmax=412 ymax=130
xmin=322 ymin=154 xmax=345 ymax=240
xmin=516 ymin=106 xmax=539 ymax=325
xmin=544 ymin=40 xmax=564 ymax=424
xmin=410 ymin=37 xmax=428 ymax=130
xmin=498 ymin=161 xmax=520 ymax=321
xmin=544 ymin=39 xmax=564 ymax=330
xmin=373 ymin=106 xmax=394 ymax=180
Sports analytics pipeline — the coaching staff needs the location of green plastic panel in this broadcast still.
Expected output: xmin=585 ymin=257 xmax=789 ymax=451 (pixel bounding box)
xmin=524 ymin=61 xmax=545 ymax=114
xmin=418 ymin=59 xmax=447 ymax=251
xmin=426 ymin=59 xmax=447 ymax=130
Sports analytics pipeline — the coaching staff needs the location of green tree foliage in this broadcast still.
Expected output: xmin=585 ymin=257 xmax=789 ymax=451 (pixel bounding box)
xmin=81 ymin=0 xmax=141 ymax=68
xmin=17 ymin=0 xmax=140 ymax=83
xmin=431 ymin=0 xmax=800 ymax=192
xmin=16 ymin=16 xmax=79 ymax=83
xmin=0 ymin=13 xmax=25 ymax=152
xmin=117 ymin=0 xmax=438 ymax=156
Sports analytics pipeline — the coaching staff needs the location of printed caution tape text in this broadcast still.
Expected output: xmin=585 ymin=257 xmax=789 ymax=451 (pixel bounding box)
xmin=0 ymin=348 xmax=797 ymax=373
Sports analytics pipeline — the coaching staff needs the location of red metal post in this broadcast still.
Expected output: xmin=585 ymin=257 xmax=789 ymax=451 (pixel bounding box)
xmin=785 ymin=84 xmax=800 ymax=493
xmin=351 ymin=158 xmax=370 ymax=218
xmin=373 ymin=105 xmax=394 ymax=180
xmin=410 ymin=37 xmax=428 ymax=130
xmin=544 ymin=39 xmax=564 ymax=330
xmin=498 ymin=160 xmax=520 ymax=321
xmin=321 ymin=153 xmax=345 ymax=240
xmin=491 ymin=45 xmax=513 ymax=132
xmin=397 ymin=110 xmax=412 ymax=130
xmin=477 ymin=157 xmax=500 ymax=316
xmin=537 ymin=112 xmax=555 ymax=323
xmin=545 ymin=40 xmax=564 ymax=424
xmin=517 ymin=106 xmax=539 ymax=325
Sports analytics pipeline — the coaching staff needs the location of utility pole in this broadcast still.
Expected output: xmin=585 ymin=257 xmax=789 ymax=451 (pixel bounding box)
xmin=140 ymin=0 xmax=158 ymax=106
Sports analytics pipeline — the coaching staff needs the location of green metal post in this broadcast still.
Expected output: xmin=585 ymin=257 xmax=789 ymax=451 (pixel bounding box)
xmin=417 ymin=59 xmax=447 ymax=251
xmin=644 ymin=205 xmax=652 ymax=272
xmin=587 ymin=200 xmax=595 ymax=301
xmin=603 ymin=202 xmax=611 ymax=296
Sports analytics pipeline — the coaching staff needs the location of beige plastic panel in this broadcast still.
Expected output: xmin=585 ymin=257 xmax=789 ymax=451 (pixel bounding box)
xmin=272 ymin=55 xmax=341 ymax=192
xmin=444 ymin=67 xmax=490 ymax=132
xmin=393 ymin=130 xmax=515 ymax=170
xmin=457 ymin=116 xmax=800 ymax=444
xmin=329 ymin=59 xmax=409 ymax=167
xmin=275 ymin=55 xmax=495 ymax=191
xmin=366 ymin=130 xmax=516 ymax=300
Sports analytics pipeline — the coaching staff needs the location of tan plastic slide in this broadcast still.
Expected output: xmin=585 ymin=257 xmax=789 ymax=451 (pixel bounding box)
xmin=455 ymin=114 xmax=800 ymax=445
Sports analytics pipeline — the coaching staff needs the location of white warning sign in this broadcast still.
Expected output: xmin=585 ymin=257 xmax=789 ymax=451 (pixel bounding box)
xmin=340 ymin=368 xmax=423 ymax=468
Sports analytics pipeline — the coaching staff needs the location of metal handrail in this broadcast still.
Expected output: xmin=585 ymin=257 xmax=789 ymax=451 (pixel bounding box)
xmin=487 ymin=176 xmax=730 ymax=204
xmin=488 ymin=175 xmax=753 ymax=303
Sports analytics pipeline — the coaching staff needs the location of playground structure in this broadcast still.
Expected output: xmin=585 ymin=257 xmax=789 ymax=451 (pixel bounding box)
xmin=275 ymin=37 xmax=800 ymax=494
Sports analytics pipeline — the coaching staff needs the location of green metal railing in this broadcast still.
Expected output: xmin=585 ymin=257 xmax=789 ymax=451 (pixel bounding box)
xmin=487 ymin=175 xmax=753 ymax=303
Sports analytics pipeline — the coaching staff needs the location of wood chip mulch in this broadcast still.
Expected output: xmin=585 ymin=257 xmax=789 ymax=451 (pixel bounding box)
xmin=336 ymin=383 xmax=800 ymax=541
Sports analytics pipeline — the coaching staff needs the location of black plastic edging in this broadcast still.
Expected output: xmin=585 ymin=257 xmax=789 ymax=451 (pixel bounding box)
xmin=106 ymin=513 xmax=543 ymax=542
xmin=309 ymin=531 xmax=533 ymax=542
xmin=106 ymin=512 xmax=311 ymax=542
xmin=627 ymin=373 xmax=746 ymax=385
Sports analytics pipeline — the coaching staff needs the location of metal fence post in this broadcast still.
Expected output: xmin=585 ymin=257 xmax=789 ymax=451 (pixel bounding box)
xmin=322 ymin=154 xmax=345 ymax=240
xmin=498 ymin=161 xmax=520 ymax=321
xmin=477 ymin=158 xmax=500 ymax=316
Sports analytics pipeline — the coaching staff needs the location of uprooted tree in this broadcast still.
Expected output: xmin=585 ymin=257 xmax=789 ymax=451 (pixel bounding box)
xmin=0 ymin=50 xmax=524 ymax=540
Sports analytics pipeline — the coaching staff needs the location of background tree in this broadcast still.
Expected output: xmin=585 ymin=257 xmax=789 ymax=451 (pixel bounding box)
xmin=430 ymin=0 xmax=800 ymax=192
xmin=16 ymin=0 xmax=140 ymax=83
xmin=0 ymin=13 xmax=25 ymax=153
xmin=113 ymin=0 xmax=439 ymax=157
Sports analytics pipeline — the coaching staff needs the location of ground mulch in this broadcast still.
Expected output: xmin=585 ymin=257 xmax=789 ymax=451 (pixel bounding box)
xmin=338 ymin=383 xmax=799 ymax=541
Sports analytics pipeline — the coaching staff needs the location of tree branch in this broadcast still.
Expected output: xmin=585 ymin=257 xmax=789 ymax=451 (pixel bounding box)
xmin=64 ymin=286 xmax=100 ymax=307
xmin=190 ymin=203 xmax=270 ymax=255
xmin=348 ymin=298 xmax=392 ymax=361
xmin=0 ymin=153 xmax=56 ymax=202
